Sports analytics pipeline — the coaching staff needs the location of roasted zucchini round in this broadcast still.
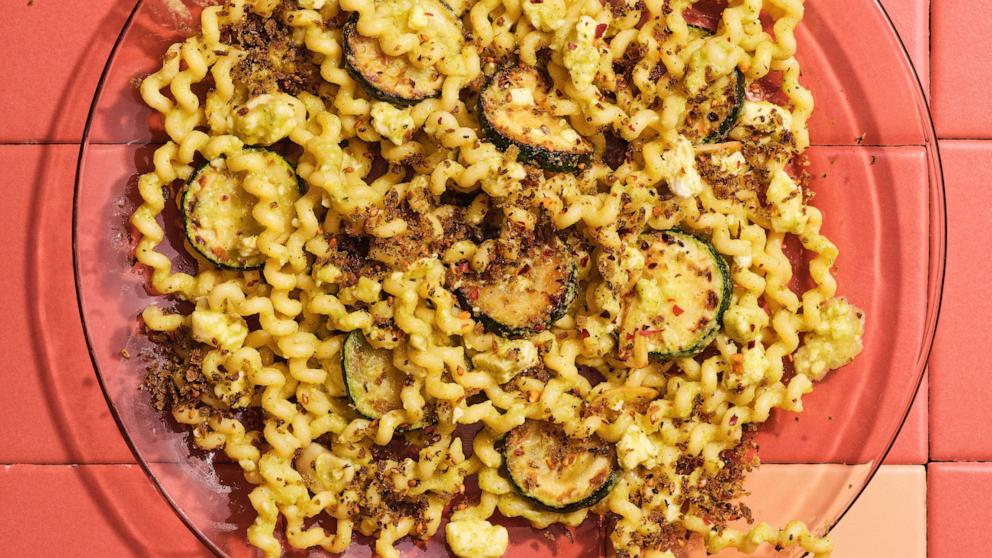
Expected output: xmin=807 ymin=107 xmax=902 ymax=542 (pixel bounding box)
xmin=620 ymin=229 xmax=731 ymax=360
xmin=455 ymin=238 xmax=577 ymax=338
xmin=479 ymin=65 xmax=594 ymax=173
xmin=343 ymin=0 xmax=461 ymax=106
xmin=502 ymin=420 xmax=618 ymax=512
xmin=343 ymin=19 xmax=445 ymax=106
xmin=681 ymin=26 xmax=746 ymax=144
xmin=341 ymin=330 xmax=416 ymax=422
xmin=181 ymin=149 xmax=301 ymax=270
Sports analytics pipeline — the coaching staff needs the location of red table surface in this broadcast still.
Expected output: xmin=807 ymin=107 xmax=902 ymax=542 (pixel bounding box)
xmin=0 ymin=0 xmax=985 ymax=557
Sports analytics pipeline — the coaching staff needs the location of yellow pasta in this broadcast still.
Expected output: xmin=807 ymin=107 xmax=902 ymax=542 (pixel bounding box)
xmin=131 ymin=1 xmax=864 ymax=557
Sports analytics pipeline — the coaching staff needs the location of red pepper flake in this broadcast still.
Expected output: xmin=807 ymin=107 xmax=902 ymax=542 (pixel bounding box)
xmin=638 ymin=329 xmax=661 ymax=337
xmin=530 ymin=0 xmax=543 ymax=3
xmin=567 ymin=42 xmax=578 ymax=51
xmin=672 ymin=304 xmax=684 ymax=316
xmin=579 ymin=329 xmax=590 ymax=339
xmin=594 ymin=23 xmax=607 ymax=39
xmin=729 ymin=415 xmax=738 ymax=426
xmin=425 ymin=11 xmax=434 ymax=15
xmin=468 ymin=287 xmax=479 ymax=302
xmin=730 ymin=353 xmax=744 ymax=374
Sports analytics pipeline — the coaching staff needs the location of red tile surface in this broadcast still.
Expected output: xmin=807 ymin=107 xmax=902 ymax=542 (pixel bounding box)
xmin=801 ymin=1 xmax=933 ymax=146
xmin=886 ymin=371 xmax=929 ymax=465
xmin=0 ymin=0 xmax=134 ymax=143
xmin=929 ymin=463 xmax=992 ymax=558
xmin=932 ymin=1 xmax=992 ymax=137
xmin=88 ymin=1 xmax=204 ymax=144
xmin=929 ymin=141 xmax=992 ymax=461
xmin=0 ymin=465 xmax=206 ymax=557
xmin=883 ymin=0 xmax=930 ymax=94
xmin=0 ymin=145 xmax=132 ymax=464
xmin=758 ymin=146 xmax=929 ymax=464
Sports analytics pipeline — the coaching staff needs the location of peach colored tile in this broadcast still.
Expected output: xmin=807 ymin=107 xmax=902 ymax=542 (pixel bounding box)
xmin=0 ymin=0 xmax=134 ymax=142
xmin=704 ymin=464 xmax=873 ymax=557
xmin=646 ymin=465 xmax=924 ymax=558
xmin=0 ymin=145 xmax=132 ymax=464
xmin=929 ymin=463 xmax=992 ymax=558
xmin=932 ymin=1 xmax=992 ymax=137
xmin=885 ymin=370 xmax=929 ymax=465
xmin=831 ymin=466 xmax=927 ymax=558
xmin=929 ymin=141 xmax=992 ymax=461
xmin=880 ymin=0 xmax=930 ymax=95
xmin=0 ymin=464 xmax=206 ymax=557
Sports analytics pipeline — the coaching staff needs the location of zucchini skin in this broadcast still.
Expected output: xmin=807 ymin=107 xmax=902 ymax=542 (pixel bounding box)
xmin=181 ymin=168 xmax=259 ymax=272
xmin=340 ymin=330 xmax=431 ymax=429
xmin=478 ymin=105 xmax=592 ymax=173
xmin=182 ymin=149 xmax=301 ymax=271
xmin=507 ymin=466 xmax=619 ymax=514
xmin=342 ymin=17 xmax=443 ymax=107
xmin=647 ymin=229 xmax=732 ymax=360
xmin=341 ymin=330 xmax=370 ymax=420
xmin=499 ymin=421 xmax=619 ymax=513
xmin=685 ymin=25 xmax=746 ymax=145
xmin=478 ymin=66 xmax=593 ymax=173
xmin=457 ymin=267 xmax=576 ymax=338
xmin=700 ymin=68 xmax=745 ymax=145
xmin=455 ymin=255 xmax=577 ymax=338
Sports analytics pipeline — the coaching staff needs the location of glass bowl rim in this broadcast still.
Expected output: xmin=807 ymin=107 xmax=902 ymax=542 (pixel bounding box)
xmin=71 ymin=1 xmax=948 ymax=555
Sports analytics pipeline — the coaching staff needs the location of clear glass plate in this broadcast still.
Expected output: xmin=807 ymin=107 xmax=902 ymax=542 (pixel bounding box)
xmin=73 ymin=1 xmax=945 ymax=556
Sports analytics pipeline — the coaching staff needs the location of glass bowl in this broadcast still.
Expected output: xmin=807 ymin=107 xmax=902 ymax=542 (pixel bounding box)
xmin=73 ymin=1 xmax=945 ymax=556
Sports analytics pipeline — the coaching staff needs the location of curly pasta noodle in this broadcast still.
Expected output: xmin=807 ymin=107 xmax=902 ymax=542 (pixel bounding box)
xmin=131 ymin=0 xmax=864 ymax=557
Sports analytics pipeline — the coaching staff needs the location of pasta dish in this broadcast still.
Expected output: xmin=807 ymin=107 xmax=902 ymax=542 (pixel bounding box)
xmin=131 ymin=0 xmax=865 ymax=556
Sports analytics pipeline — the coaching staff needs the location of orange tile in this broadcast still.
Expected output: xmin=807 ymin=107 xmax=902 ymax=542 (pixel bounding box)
xmin=929 ymin=141 xmax=992 ymax=461
xmin=929 ymin=463 xmax=992 ymax=558
xmin=0 ymin=0 xmax=134 ymax=143
xmin=831 ymin=466 xmax=927 ymax=558
xmin=0 ymin=464 xmax=206 ymax=557
xmin=932 ymin=1 xmax=992 ymax=137
xmin=885 ymin=371 xmax=929 ymax=465
xmin=0 ymin=145 xmax=132 ymax=463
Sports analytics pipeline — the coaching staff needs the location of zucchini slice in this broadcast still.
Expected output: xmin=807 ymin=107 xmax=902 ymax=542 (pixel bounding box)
xmin=181 ymin=149 xmax=301 ymax=270
xmin=479 ymin=65 xmax=594 ymax=172
xmin=343 ymin=18 xmax=444 ymax=106
xmin=503 ymin=420 xmax=618 ymax=512
xmin=681 ymin=26 xmax=746 ymax=144
xmin=456 ymin=239 xmax=577 ymax=338
xmin=620 ymin=230 xmax=731 ymax=360
xmin=342 ymin=330 xmax=411 ymax=421
xmin=343 ymin=0 xmax=461 ymax=106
